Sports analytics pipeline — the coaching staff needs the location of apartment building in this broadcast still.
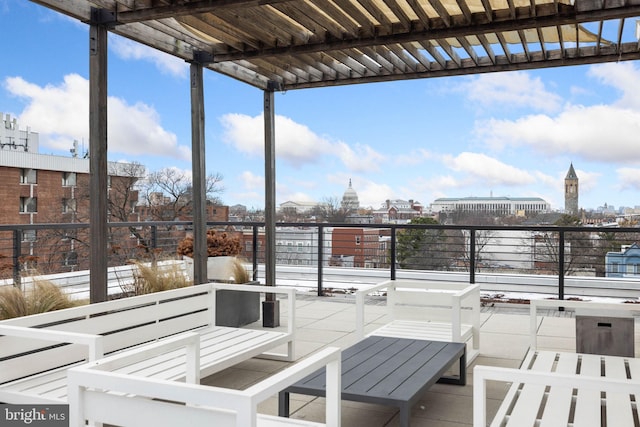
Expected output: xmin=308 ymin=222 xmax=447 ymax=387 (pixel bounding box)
xmin=0 ymin=114 xmax=142 ymax=273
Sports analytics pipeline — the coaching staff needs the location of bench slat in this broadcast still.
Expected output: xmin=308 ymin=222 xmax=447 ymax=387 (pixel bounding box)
xmin=573 ymin=355 xmax=603 ymax=426
xmin=539 ymin=352 xmax=577 ymax=427
xmin=603 ymin=356 xmax=635 ymax=427
xmin=505 ymin=351 xmax=556 ymax=427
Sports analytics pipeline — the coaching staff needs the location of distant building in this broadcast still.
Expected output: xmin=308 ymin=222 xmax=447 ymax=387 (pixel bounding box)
xmin=341 ymin=179 xmax=360 ymax=211
xmin=0 ymin=113 xmax=143 ymax=272
xmin=431 ymin=196 xmax=550 ymax=217
xmin=278 ymin=200 xmax=318 ymax=214
xmin=331 ymin=227 xmax=391 ymax=268
xmin=373 ymin=199 xmax=423 ymax=223
xmin=605 ymin=243 xmax=640 ymax=278
xmin=274 ymin=227 xmax=331 ymax=266
xmin=565 ymin=163 xmax=579 ymax=215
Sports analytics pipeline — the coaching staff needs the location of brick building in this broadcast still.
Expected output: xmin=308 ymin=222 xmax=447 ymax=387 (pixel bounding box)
xmin=0 ymin=114 xmax=143 ymax=274
xmin=330 ymin=227 xmax=391 ymax=268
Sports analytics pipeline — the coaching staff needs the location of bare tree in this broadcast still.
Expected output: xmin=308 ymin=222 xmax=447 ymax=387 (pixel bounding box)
xmin=311 ymin=197 xmax=349 ymax=223
xmin=139 ymin=168 xmax=224 ymax=222
xmin=461 ymin=229 xmax=495 ymax=270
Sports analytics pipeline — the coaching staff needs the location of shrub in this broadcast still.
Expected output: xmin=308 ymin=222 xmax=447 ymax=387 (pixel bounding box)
xmin=177 ymin=229 xmax=242 ymax=258
xmin=0 ymin=280 xmax=77 ymax=320
xmin=129 ymin=261 xmax=192 ymax=296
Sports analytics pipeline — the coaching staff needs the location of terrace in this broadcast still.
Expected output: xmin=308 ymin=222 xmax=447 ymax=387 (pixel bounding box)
xmin=2 ymin=221 xmax=640 ymax=425
xmin=10 ymin=0 xmax=640 ymax=423
xmin=202 ymin=294 xmax=580 ymax=426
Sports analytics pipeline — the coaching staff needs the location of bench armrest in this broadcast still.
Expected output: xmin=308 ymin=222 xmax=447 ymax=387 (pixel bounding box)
xmin=0 ymin=324 xmax=104 ymax=360
xmin=355 ymin=280 xmax=395 ymax=339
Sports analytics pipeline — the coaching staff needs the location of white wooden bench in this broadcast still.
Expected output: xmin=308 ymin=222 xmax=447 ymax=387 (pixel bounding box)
xmin=68 ymin=334 xmax=341 ymax=427
xmin=0 ymin=283 xmax=295 ymax=404
xmin=356 ymin=279 xmax=480 ymax=364
xmin=473 ymin=350 xmax=640 ymax=426
xmin=474 ymin=298 xmax=640 ymax=426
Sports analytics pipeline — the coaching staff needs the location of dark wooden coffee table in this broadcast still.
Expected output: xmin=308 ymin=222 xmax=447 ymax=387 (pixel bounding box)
xmin=278 ymin=335 xmax=466 ymax=427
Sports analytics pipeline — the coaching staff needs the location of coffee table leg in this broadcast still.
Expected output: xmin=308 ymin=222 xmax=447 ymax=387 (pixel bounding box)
xmin=400 ymin=404 xmax=410 ymax=427
xmin=278 ymin=391 xmax=290 ymax=417
xmin=458 ymin=348 xmax=467 ymax=385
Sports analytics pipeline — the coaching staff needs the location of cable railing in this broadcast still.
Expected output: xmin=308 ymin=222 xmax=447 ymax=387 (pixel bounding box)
xmin=1 ymin=221 xmax=640 ymax=301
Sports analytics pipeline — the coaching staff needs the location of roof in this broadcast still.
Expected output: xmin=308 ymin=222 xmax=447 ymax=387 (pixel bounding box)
xmin=566 ymin=163 xmax=578 ymax=180
xmin=433 ymin=196 xmax=549 ymax=202
xmin=34 ymin=0 xmax=640 ymax=91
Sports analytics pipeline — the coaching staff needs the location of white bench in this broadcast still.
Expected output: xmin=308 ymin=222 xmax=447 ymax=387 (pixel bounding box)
xmin=474 ymin=350 xmax=640 ymax=426
xmin=68 ymin=334 xmax=341 ymax=427
xmin=474 ymin=298 xmax=640 ymax=426
xmin=0 ymin=283 xmax=295 ymax=404
xmin=356 ymin=279 xmax=480 ymax=364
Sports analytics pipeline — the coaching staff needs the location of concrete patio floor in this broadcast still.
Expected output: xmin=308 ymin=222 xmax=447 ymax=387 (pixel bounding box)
xmin=200 ymin=293 xmax=633 ymax=426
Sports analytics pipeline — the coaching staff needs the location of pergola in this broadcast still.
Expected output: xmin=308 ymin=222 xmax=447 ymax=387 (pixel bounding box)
xmin=31 ymin=0 xmax=640 ymax=318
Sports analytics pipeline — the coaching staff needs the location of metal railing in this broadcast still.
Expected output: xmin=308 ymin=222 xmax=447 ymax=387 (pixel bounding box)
xmin=1 ymin=221 xmax=640 ymax=301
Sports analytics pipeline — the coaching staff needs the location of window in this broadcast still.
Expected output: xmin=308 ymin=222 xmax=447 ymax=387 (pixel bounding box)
xmin=62 ymin=172 xmax=77 ymax=186
xmin=20 ymin=197 xmax=37 ymax=213
xmin=22 ymin=230 xmax=36 ymax=243
xmin=20 ymin=168 xmax=37 ymax=184
xmin=62 ymin=198 xmax=76 ymax=213
xmin=63 ymin=251 xmax=78 ymax=267
xmin=355 ymin=236 xmax=361 ymax=245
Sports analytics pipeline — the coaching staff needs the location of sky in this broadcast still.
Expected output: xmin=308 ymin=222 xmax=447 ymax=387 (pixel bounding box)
xmin=2 ymin=1 xmax=640 ymax=212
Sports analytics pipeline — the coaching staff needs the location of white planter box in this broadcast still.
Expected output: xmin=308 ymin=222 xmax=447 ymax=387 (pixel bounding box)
xmin=183 ymin=255 xmax=237 ymax=282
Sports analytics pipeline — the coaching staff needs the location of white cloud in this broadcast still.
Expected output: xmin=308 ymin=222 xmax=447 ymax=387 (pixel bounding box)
xmin=220 ymin=113 xmax=383 ymax=172
xmin=476 ymin=105 xmax=640 ymax=163
xmin=588 ymin=62 xmax=640 ymax=109
xmin=456 ymin=71 xmax=563 ymax=113
xmin=110 ymin=36 xmax=188 ymax=78
xmin=475 ymin=63 xmax=640 ymax=164
xmin=333 ymin=142 xmax=384 ymax=173
xmin=442 ymin=152 xmax=535 ymax=186
xmin=342 ymin=180 xmax=392 ymax=209
xmin=4 ymin=74 xmax=189 ymax=161
xmin=239 ymin=171 xmax=265 ymax=190
xmin=616 ymin=168 xmax=640 ymax=190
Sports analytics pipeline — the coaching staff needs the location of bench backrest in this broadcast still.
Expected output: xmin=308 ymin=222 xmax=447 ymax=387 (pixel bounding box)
xmin=0 ymin=284 xmax=214 ymax=384
xmin=386 ymin=280 xmax=479 ymax=324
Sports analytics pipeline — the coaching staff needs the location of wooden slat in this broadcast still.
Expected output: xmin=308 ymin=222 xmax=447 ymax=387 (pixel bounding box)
xmin=603 ymin=356 xmax=635 ymax=427
xmin=538 ymin=352 xmax=577 ymax=427
xmin=573 ymin=355 xmax=603 ymax=426
xmin=307 ymin=0 xmax=362 ymax=37
xmin=505 ymin=351 xmax=556 ymax=427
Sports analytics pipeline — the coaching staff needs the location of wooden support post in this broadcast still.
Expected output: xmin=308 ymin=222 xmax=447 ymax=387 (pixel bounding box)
xmin=88 ymin=11 xmax=109 ymax=303
xmin=264 ymin=82 xmax=280 ymax=327
xmin=190 ymin=59 xmax=207 ymax=285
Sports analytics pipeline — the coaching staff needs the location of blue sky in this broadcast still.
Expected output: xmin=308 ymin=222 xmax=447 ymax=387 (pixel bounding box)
xmin=3 ymin=1 xmax=640 ymax=212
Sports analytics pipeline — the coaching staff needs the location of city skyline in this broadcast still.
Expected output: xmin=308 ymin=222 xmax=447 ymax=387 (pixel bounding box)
xmin=2 ymin=2 xmax=640 ymax=212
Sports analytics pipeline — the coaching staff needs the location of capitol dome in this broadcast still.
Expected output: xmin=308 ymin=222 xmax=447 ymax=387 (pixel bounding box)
xmin=341 ymin=179 xmax=360 ymax=211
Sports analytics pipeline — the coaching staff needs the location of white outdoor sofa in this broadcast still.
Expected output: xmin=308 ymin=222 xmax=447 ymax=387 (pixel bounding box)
xmin=0 ymin=283 xmax=295 ymax=405
xmin=68 ymin=333 xmax=341 ymax=427
xmin=474 ymin=299 xmax=640 ymax=426
xmin=355 ymin=279 xmax=480 ymax=364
